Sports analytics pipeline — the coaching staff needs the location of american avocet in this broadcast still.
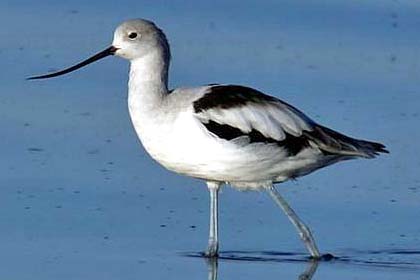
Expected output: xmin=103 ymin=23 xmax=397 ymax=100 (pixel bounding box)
xmin=29 ymin=19 xmax=388 ymax=259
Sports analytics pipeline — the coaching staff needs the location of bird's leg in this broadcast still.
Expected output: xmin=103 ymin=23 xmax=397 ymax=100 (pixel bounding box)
xmin=267 ymin=185 xmax=321 ymax=259
xmin=205 ymin=181 xmax=221 ymax=258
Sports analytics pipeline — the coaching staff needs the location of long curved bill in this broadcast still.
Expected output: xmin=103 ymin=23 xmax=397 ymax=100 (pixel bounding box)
xmin=27 ymin=46 xmax=118 ymax=80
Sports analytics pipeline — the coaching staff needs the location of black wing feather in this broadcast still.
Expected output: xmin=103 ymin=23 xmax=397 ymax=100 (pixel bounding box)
xmin=203 ymin=120 xmax=311 ymax=156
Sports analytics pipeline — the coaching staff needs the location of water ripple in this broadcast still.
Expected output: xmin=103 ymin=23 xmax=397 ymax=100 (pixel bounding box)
xmin=183 ymin=249 xmax=420 ymax=270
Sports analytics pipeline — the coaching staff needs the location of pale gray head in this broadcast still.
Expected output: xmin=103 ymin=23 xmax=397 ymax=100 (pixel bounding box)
xmin=112 ymin=19 xmax=170 ymax=61
xmin=28 ymin=19 xmax=170 ymax=80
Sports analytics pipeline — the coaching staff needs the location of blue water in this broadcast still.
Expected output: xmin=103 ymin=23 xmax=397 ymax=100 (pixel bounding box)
xmin=1 ymin=0 xmax=420 ymax=279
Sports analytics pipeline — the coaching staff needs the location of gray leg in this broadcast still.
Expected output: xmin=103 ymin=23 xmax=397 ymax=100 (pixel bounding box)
xmin=205 ymin=181 xmax=221 ymax=257
xmin=267 ymin=185 xmax=321 ymax=259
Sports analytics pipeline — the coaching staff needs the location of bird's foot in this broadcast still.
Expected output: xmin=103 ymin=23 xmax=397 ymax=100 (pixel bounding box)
xmin=309 ymin=253 xmax=336 ymax=261
xmin=204 ymin=243 xmax=219 ymax=258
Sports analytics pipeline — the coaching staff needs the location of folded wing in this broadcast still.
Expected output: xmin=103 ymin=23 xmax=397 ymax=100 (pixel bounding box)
xmin=193 ymin=85 xmax=388 ymax=158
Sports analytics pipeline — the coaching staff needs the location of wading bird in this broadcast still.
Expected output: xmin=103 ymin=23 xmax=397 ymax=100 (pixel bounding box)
xmin=29 ymin=19 xmax=388 ymax=259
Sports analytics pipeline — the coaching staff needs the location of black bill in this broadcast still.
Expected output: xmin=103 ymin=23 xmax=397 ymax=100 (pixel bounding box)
xmin=27 ymin=46 xmax=118 ymax=80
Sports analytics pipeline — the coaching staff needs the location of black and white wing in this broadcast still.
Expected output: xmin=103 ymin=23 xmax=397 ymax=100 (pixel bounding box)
xmin=193 ymin=85 xmax=388 ymax=158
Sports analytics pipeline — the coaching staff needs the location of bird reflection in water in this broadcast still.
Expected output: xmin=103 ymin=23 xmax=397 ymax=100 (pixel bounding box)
xmin=204 ymin=257 xmax=319 ymax=280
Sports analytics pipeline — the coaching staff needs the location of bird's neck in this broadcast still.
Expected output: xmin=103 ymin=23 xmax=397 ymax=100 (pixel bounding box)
xmin=127 ymin=50 xmax=170 ymax=150
xmin=128 ymin=50 xmax=169 ymax=112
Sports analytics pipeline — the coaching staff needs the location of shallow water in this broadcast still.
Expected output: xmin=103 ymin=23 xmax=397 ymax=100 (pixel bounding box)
xmin=1 ymin=0 xmax=420 ymax=279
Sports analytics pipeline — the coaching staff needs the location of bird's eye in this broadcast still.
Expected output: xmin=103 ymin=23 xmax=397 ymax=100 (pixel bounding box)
xmin=128 ymin=32 xmax=138 ymax=39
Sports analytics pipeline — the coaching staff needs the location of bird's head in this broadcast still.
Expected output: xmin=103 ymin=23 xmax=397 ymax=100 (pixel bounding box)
xmin=28 ymin=19 xmax=170 ymax=80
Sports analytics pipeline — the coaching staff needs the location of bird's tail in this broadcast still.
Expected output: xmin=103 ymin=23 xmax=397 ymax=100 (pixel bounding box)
xmin=304 ymin=125 xmax=389 ymax=158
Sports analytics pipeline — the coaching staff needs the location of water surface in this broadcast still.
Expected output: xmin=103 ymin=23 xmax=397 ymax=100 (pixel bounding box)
xmin=1 ymin=0 xmax=419 ymax=279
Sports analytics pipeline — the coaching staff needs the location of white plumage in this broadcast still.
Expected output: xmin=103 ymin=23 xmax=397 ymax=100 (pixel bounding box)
xmin=29 ymin=19 xmax=388 ymax=259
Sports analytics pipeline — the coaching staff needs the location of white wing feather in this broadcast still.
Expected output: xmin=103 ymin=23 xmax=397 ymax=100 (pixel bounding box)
xmin=194 ymin=100 xmax=314 ymax=141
